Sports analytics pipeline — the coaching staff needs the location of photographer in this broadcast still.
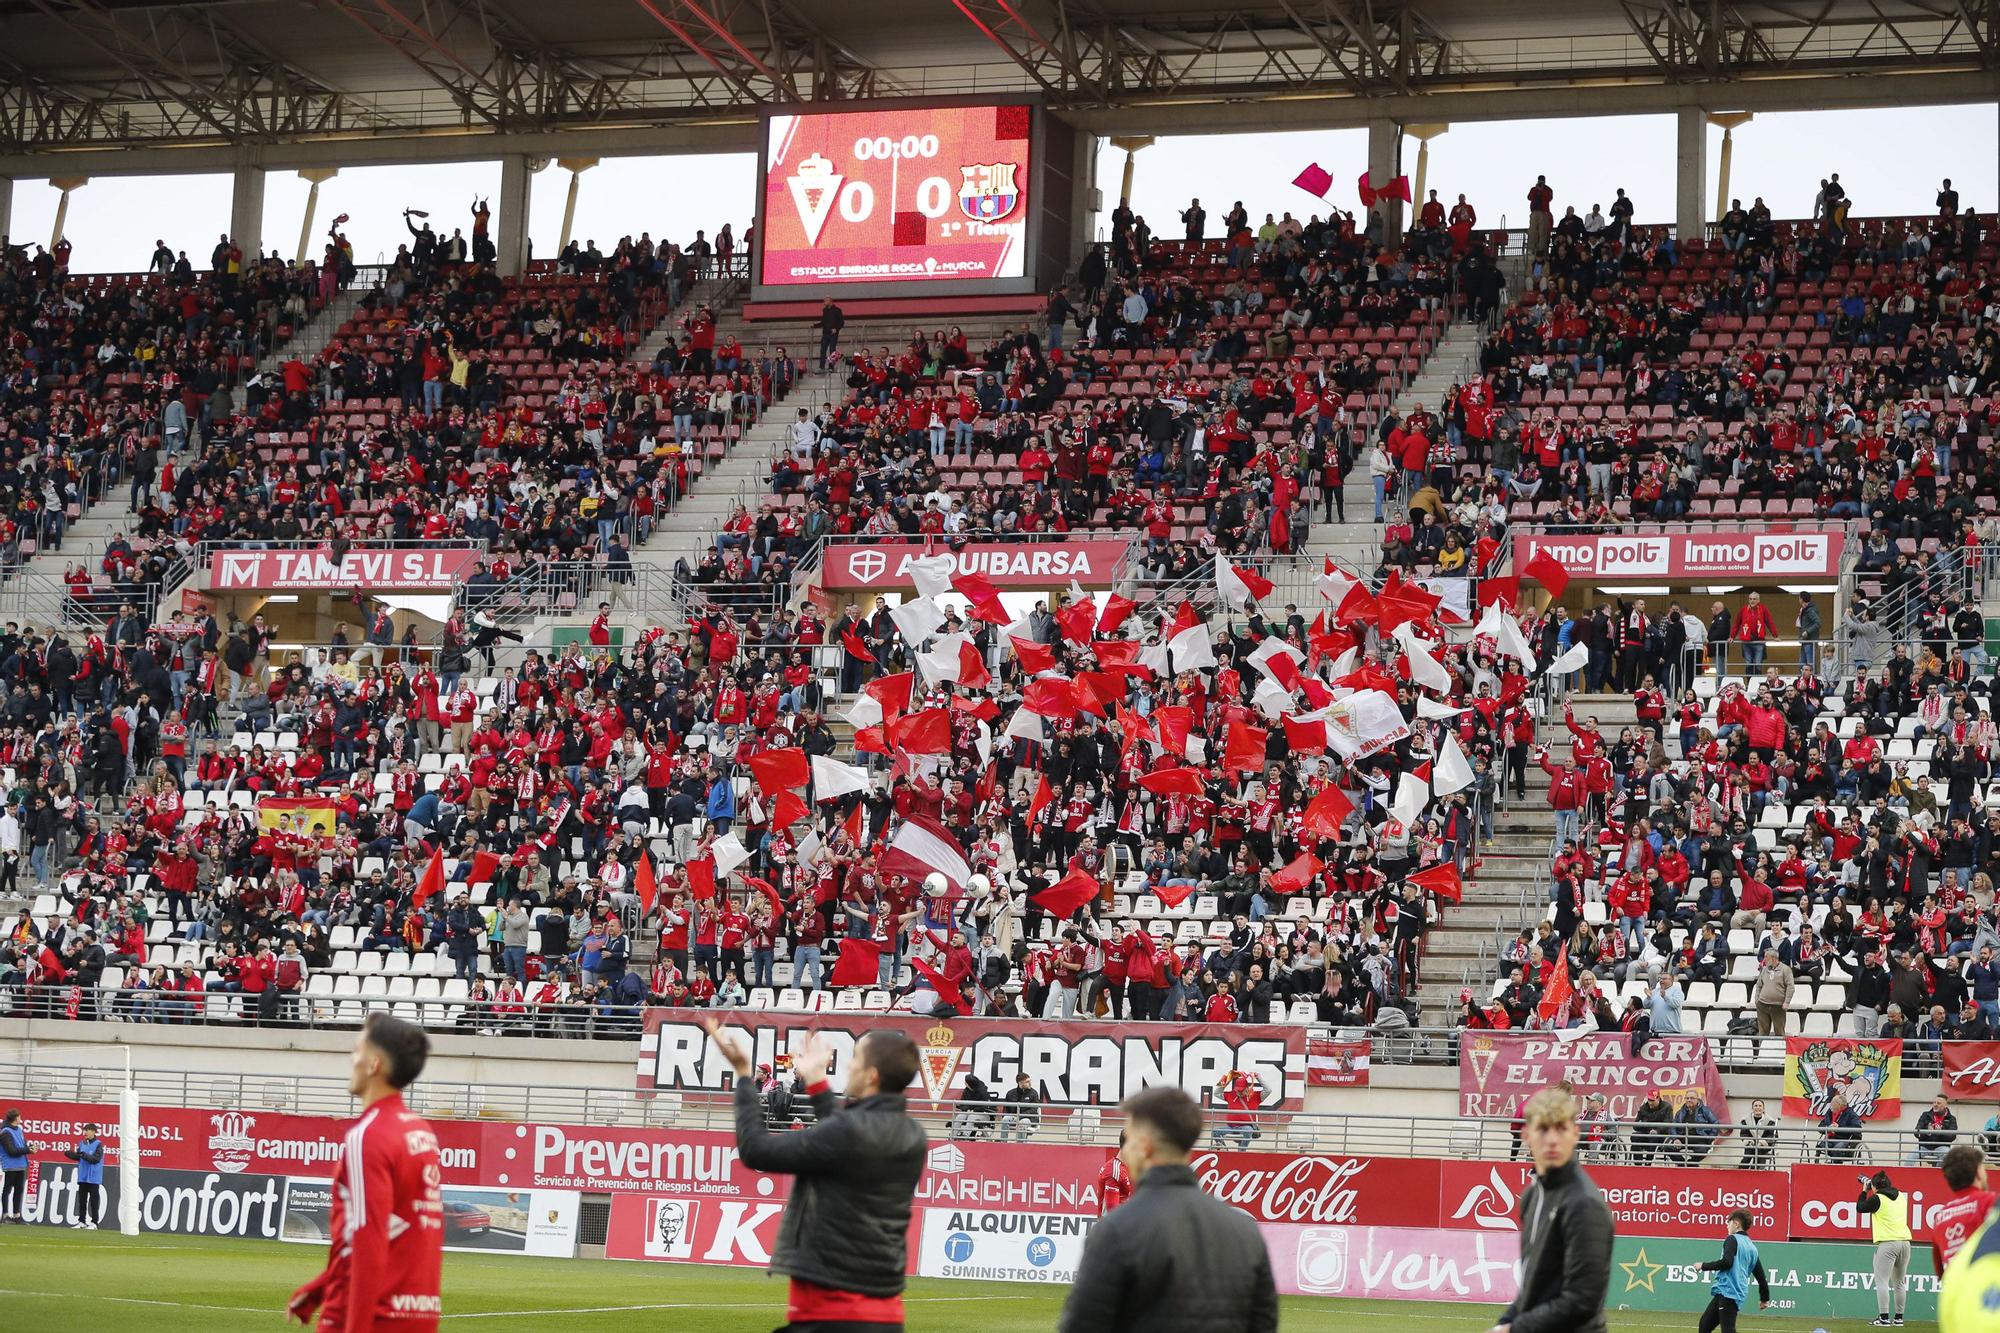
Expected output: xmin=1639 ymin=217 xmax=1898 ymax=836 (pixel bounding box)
xmin=1858 ymin=1169 xmax=1913 ymax=1327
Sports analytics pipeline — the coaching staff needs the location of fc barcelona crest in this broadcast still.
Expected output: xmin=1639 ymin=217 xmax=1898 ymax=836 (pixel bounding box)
xmin=958 ymin=163 xmax=1020 ymax=221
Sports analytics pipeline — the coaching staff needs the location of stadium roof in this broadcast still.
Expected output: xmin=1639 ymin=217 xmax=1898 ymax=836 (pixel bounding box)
xmin=1 ymin=0 xmax=1997 ymax=165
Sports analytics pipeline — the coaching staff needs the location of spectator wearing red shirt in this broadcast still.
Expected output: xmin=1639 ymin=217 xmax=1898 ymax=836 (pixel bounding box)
xmin=1735 ymin=592 xmax=1775 ymax=673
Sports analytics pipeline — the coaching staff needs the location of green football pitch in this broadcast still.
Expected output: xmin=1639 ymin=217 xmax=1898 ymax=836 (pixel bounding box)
xmin=0 ymin=1230 xmax=1897 ymax=1331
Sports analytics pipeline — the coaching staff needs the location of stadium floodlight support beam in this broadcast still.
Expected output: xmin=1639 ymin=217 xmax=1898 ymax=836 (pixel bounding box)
xmin=555 ymin=157 xmax=598 ymax=257
xmin=47 ymin=174 xmax=85 ymax=249
xmin=1406 ymin=122 xmax=1446 ymax=215
xmin=0 ymin=176 xmax=11 ymax=247
xmin=1674 ymin=107 xmax=1706 ymax=241
xmin=293 ymin=167 xmax=340 ymax=265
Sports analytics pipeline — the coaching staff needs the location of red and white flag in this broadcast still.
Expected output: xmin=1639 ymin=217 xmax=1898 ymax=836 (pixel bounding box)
xmin=1216 ymin=559 xmax=1275 ymax=610
xmin=880 ymin=812 xmax=972 ymax=893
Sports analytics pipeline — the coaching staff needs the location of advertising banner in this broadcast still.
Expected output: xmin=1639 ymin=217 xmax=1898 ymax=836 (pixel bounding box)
xmin=1439 ymin=1160 xmax=1789 ymax=1239
xmin=1306 ymin=1038 xmax=1370 ymax=1088
xmin=1783 ymin=1037 xmax=1903 ymax=1120
xmin=1607 ymin=1236 xmax=1938 ymax=1322
xmin=819 ymin=540 xmax=1130 ymax=591
xmin=1939 ymin=1041 xmax=2000 ymax=1101
xmin=760 ymin=106 xmax=1032 ymax=287
xmin=638 ymin=1009 xmax=1308 ymax=1109
xmin=29 ymin=1165 xmax=284 ymax=1240
xmin=603 ymin=1191 xmax=819 ymax=1269
xmin=916 ymin=1208 xmax=1096 ymax=1284
xmin=209 ymin=546 xmax=484 ymax=592
xmin=1515 ymin=531 xmax=1844 ymax=581
xmin=22 ymin=1163 xmax=116 ymax=1229
xmin=1788 ymin=1164 xmax=1957 ymax=1241
xmin=1189 ymin=1152 xmax=1445 ymax=1228
xmin=1457 ymin=1031 xmax=1730 ymax=1120
xmin=1263 ymin=1224 xmax=1519 ymax=1303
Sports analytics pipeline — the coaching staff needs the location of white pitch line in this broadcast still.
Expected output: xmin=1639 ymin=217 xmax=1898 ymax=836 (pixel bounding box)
xmin=441 ymin=1295 xmax=1035 ymax=1318
xmin=0 ymin=1288 xmax=277 ymax=1315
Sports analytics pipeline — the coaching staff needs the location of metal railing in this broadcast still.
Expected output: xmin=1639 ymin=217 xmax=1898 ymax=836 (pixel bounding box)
xmin=455 ymin=560 xmax=684 ymax=631
xmin=0 ymin=1049 xmax=1962 ymax=1167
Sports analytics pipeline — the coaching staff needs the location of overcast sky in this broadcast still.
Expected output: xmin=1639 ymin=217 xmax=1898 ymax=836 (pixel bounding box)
xmin=7 ymin=104 xmax=1993 ymax=271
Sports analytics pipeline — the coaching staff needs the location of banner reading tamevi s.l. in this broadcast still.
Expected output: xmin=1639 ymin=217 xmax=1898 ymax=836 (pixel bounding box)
xmin=1458 ymin=1031 xmax=1730 ymax=1120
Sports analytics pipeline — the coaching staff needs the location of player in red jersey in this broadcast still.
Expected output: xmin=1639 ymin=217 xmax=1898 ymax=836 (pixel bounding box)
xmin=289 ymin=1013 xmax=445 ymax=1331
xmin=1098 ymin=1133 xmax=1133 ymax=1215
xmin=1930 ymin=1144 xmax=2000 ymax=1271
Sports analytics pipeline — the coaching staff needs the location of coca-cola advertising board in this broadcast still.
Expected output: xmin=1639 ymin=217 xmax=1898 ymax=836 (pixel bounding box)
xmin=638 ymin=1009 xmax=1308 ymax=1109
xmin=1190 ymin=1151 xmax=1445 ymax=1228
xmin=1438 ymin=1160 xmax=1789 ymax=1239
xmin=1264 ymin=1224 xmax=1520 ymax=1303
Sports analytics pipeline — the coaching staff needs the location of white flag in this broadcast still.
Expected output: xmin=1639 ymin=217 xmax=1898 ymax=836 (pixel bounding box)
xmin=1252 ymin=677 xmax=1294 ymax=719
xmin=1249 ymin=636 xmax=1305 ymax=682
xmin=1416 ymin=696 xmax=1468 ymax=720
xmin=1391 ymin=622 xmax=1452 ymax=694
xmin=1215 ymin=559 xmax=1272 ymax=611
xmin=907 ymin=554 xmax=955 ymax=600
xmin=889 ymin=596 xmax=944 ymax=648
xmin=1167 ymin=622 xmax=1217 ymax=673
xmin=1003 ymin=708 xmax=1046 ymax=743
xmin=1434 ymin=733 xmax=1475 ymax=796
xmin=1391 ymin=771 xmax=1430 ymax=824
xmin=916 ymin=632 xmax=974 ymax=686
xmin=711 ymin=832 xmax=751 ymax=877
xmin=1316 ymin=559 xmax=1359 ymax=607
xmin=810 ymin=756 xmax=870 ymax=800
xmin=1548 ymin=641 xmax=1590 ymax=676
xmin=841 ymin=693 xmax=884 ymax=730
xmin=1476 ymin=603 xmax=1537 ymax=670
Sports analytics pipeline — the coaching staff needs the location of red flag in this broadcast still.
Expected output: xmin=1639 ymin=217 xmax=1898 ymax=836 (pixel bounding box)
xmin=1073 ymin=671 xmax=1124 ymax=717
xmin=1154 ymin=880 xmax=1197 ymax=909
xmin=956 ymin=640 xmax=991 ymax=691
xmin=769 ymin=789 xmax=810 ymax=832
xmin=1170 ymin=600 xmax=1200 ymax=636
xmin=1523 ymin=549 xmax=1571 ymax=599
xmin=1292 ymin=162 xmax=1333 ymax=198
xmin=1474 ymin=536 xmax=1501 ymax=574
xmin=635 ymin=852 xmax=658 ymax=914
xmin=1477 ymin=574 xmax=1521 ymax=609
xmin=1154 ymin=705 xmax=1192 ymax=757
xmin=1537 ymin=944 xmax=1574 ymax=1022
xmin=413 ymin=846 xmax=445 ymax=908
xmin=1333 ymin=582 xmax=1378 ymax=626
xmin=1282 ymin=715 xmax=1328 ymax=754
xmin=1263 ymin=651 xmax=1303 ymax=692
xmin=1032 ymin=868 xmax=1100 ymax=919
xmin=888 ymin=708 xmax=953 ymax=755
xmin=747 ymin=747 xmax=810 ymax=792
xmin=1408 ymin=861 xmax=1463 ymax=903
xmin=1097 ymin=595 xmax=1136 ymax=636
xmin=853 ymin=725 xmax=889 ymax=755
xmin=1376 ymin=571 xmax=1442 ymax=633
xmin=686 ymin=856 xmax=717 ymax=902
xmin=953 ymin=572 xmax=1009 ymax=624
xmin=1023 ymin=676 xmax=1081 ymax=719
xmin=1224 ymin=723 xmax=1269 ymax=774
xmin=1055 ymin=598 xmax=1096 ymax=645
xmin=1301 ymin=784 xmax=1354 ymax=839
xmin=909 ymin=955 xmax=971 ymax=1014
xmin=1010 ymin=636 xmax=1058 ymax=673
xmin=844 ymin=801 xmax=866 ymax=847
xmin=1270 ymin=853 xmax=1323 ymax=894
xmin=1139 ymin=766 xmax=1207 ymax=796
xmin=744 ymin=875 xmax=785 ymax=916
xmin=1092 ymin=638 xmax=1146 ymax=674
xmin=1026 ymin=773 xmax=1055 ymax=828
xmin=864 ymin=671 xmax=916 ymax=719
xmin=467 ymin=850 xmax=500 ymax=884
xmin=829 ymin=937 xmax=886 ymax=988
xmin=1382 ymin=174 xmax=1412 ymax=203
xmin=1357 ymin=171 xmax=1378 ymax=208
xmin=840 ymin=626 xmax=875 ymax=663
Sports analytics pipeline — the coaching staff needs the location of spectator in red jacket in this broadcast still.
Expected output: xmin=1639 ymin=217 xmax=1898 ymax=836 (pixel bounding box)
xmin=1735 ymin=592 xmax=1775 ymax=673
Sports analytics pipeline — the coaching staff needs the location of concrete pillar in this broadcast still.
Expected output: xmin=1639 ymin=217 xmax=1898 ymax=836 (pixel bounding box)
xmin=1675 ymin=108 xmax=1708 ymax=241
xmin=1709 ymin=112 xmax=1754 ymax=222
xmin=1407 ymin=123 xmax=1448 ymax=222
xmin=1071 ymin=132 xmax=1099 ymax=269
xmin=48 ymin=176 xmax=87 ymax=252
xmin=497 ymin=154 xmax=535 ymax=278
xmin=1367 ymin=119 xmax=1403 ymax=240
xmin=0 ymin=176 xmax=12 ymax=250
xmin=1108 ymin=135 xmax=1153 ymax=219
xmin=555 ymin=157 xmax=597 ymax=257
xmin=294 ymin=167 xmax=338 ymax=266
xmin=230 ymin=164 xmax=266 ymax=263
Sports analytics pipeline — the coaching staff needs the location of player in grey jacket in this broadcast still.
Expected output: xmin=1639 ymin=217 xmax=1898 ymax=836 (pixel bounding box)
xmin=1489 ymin=1087 xmax=1615 ymax=1333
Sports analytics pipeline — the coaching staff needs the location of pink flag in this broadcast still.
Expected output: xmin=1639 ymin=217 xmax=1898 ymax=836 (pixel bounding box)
xmin=1292 ymin=163 xmax=1333 ymax=198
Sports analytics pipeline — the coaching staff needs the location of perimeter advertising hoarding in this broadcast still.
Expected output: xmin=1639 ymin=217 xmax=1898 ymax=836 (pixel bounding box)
xmin=636 ymin=1009 xmax=1309 ymax=1109
xmin=1514 ymin=531 xmax=1844 ymax=581
xmin=1606 ymin=1236 xmax=1938 ymax=1322
xmin=758 ymin=104 xmax=1034 ymax=292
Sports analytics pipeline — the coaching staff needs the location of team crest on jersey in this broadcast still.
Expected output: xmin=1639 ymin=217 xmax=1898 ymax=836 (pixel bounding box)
xmin=958 ymin=164 xmax=1020 ymax=221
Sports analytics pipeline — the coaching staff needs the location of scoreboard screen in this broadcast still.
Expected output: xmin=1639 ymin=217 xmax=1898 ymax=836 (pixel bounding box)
xmin=758 ymin=104 xmax=1034 ymax=289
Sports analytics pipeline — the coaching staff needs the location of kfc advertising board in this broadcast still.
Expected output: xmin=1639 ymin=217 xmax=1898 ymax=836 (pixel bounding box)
xmin=210 ymin=546 xmax=483 ymax=591
xmin=1515 ymin=531 xmax=1843 ymax=581
xmin=820 ymin=540 xmax=1130 ymax=591
xmin=637 ymin=1010 xmax=1308 ymax=1109
xmin=760 ymin=105 xmax=1032 ymax=288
